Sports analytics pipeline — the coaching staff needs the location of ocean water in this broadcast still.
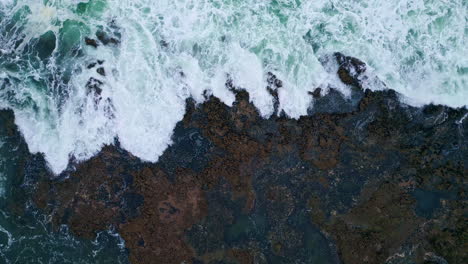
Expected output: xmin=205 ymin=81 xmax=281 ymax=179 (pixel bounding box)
xmin=0 ymin=0 xmax=466 ymax=175
xmin=0 ymin=110 xmax=128 ymax=263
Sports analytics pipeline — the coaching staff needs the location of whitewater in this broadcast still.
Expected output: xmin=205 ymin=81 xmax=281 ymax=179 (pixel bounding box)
xmin=0 ymin=0 xmax=466 ymax=174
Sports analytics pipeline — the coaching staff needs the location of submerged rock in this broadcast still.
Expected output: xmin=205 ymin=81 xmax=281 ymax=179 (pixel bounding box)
xmin=334 ymin=52 xmax=367 ymax=87
xmin=96 ymin=30 xmax=120 ymax=46
xmin=84 ymin=37 xmax=98 ymax=48
xmin=86 ymin=77 xmax=103 ymax=96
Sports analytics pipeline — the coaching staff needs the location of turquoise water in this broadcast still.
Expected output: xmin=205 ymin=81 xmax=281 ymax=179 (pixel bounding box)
xmin=0 ymin=0 xmax=466 ymax=175
xmin=0 ymin=1 xmax=466 ymax=262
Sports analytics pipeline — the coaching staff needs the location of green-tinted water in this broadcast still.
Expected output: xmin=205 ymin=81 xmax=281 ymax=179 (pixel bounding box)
xmin=0 ymin=111 xmax=127 ymax=263
xmin=0 ymin=0 xmax=466 ymax=175
xmin=0 ymin=0 xmax=466 ymax=262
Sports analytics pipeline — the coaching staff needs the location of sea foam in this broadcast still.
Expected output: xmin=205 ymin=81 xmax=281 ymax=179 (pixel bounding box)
xmin=0 ymin=0 xmax=466 ymax=174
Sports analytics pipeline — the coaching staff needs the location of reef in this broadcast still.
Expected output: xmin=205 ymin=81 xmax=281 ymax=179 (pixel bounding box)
xmin=4 ymin=53 xmax=467 ymax=264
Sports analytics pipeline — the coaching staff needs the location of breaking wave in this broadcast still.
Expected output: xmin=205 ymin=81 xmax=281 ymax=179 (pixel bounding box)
xmin=0 ymin=0 xmax=466 ymax=174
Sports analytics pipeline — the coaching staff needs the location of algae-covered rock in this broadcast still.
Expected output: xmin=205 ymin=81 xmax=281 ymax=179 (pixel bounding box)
xmin=2 ymin=54 xmax=464 ymax=264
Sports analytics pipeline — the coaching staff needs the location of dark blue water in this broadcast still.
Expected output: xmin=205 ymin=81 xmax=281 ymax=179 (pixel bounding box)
xmin=0 ymin=111 xmax=127 ymax=264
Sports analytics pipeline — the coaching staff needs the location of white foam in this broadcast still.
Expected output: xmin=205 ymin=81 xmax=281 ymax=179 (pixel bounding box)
xmin=0 ymin=0 xmax=466 ymax=174
xmin=303 ymin=0 xmax=468 ymax=108
xmin=226 ymin=43 xmax=273 ymax=117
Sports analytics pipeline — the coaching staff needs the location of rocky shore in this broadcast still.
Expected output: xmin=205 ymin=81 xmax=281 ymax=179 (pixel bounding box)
xmin=2 ymin=54 xmax=467 ymax=264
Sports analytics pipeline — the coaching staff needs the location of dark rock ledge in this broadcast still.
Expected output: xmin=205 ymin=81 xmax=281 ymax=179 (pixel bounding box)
xmin=4 ymin=54 xmax=468 ymax=264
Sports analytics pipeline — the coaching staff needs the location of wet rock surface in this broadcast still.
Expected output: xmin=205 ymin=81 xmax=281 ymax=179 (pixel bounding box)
xmin=4 ymin=55 xmax=467 ymax=264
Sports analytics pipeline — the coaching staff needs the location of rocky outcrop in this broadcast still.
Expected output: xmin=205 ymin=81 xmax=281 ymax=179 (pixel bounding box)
xmin=5 ymin=54 xmax=466 ymax=264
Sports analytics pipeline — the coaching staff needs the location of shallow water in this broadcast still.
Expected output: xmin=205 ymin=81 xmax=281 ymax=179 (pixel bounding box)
xmin=0 ymin=111 xmax=128 ymax=263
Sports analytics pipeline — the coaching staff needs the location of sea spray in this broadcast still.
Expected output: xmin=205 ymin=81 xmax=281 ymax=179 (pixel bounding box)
xmin=0 ymin=0 xmax=466 ymax=174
